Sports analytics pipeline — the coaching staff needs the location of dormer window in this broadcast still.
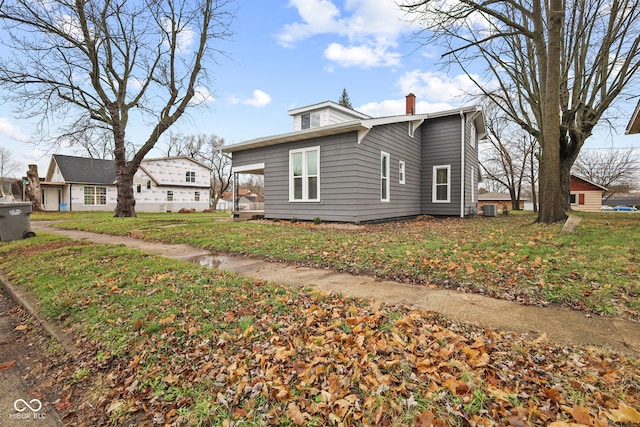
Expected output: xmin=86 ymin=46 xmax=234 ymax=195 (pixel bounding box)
xmin=301 ymin=112 xmax=320 ymax=129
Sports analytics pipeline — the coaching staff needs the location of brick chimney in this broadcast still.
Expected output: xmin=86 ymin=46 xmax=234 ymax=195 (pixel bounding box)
xmin=405 ymin=93 xmax=416 ymax=115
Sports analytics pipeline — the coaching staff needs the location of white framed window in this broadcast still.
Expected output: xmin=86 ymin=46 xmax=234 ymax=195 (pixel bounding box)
xmin=136 ymin=184 xmax=142 ymax=193
xmin=83 ymin=186 xmax=107 ymax=205
xmin=469 ymin=122 xmax=477 ymax=147
xmin=381 ymin=151 xmax=390 ymax=202
xmin=186 ymin=171 xmax=195 ymax=182
xmin=195 ymin=191 xmax=200 ymax=202
xmin=470 ymin=166 xmax=475 ymax=202
xmin=399 ymin=160 xmax=406 ymax=185
xmin=146 ymin=180 xmax=152 ymax=189
xmin=432 ymin=165 xmax=451 ymax=203
xmin=301 ymin=112 xmax=320 ymax=130
xmin=167 ymin=190 xmax=174 ymax=202
xmin=289 ymin=147 xmax=320 ymax=202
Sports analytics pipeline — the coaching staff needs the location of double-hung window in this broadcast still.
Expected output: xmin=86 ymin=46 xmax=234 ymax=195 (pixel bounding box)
xmin=186 ymin=171 xmax=195 ymax=182
xmin=84 ymin=186 xmax=107 ymax=205
xmin=433 ymin=165 xmax=451 ymax=203
xmin=381 ymin=152 xmax=390 ymax=202
xmin=290 ymin=147 xmax=320 ymax=202
xmin=167 ymin=190 xmax=174 ymax=202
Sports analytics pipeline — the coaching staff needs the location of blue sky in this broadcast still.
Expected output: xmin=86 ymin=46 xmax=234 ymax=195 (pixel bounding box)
xmin=1 ymin=0 xmax=639 ymax=176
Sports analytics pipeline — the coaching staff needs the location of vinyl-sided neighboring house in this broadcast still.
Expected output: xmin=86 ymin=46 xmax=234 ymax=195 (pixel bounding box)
xmin=569 ymin=175 xmax=607 ymax=212
xmin=41 ymin=154 xmax=211 ymax=212
xmin=477 ymin=192 xmax=525 ymax=211
xmin=625 ymin=100 xmax=640 ymax=134
xmin=224 ymin=94 xmax=486 ymax=223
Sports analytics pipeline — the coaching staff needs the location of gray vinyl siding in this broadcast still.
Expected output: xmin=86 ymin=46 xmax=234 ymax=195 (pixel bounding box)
xmin=420 ymin=115 xmax=463 ymax=216
xmin=352 ymin=123 xmax=422 ymax=222
xmin=233 ymin=133 xmax=362 ymax=222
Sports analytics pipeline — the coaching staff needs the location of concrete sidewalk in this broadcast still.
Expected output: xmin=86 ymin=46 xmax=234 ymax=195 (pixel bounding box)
xmin=28 ymin=222 xmax=640 ymax=357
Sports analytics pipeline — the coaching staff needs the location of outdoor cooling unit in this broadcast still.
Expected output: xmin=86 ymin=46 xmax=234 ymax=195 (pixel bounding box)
xmin=482 ymin=204 xmax=498 ymax=217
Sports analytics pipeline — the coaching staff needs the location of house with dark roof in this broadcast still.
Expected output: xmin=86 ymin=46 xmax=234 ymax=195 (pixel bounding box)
xmin=41 ymin=154 xmax=212 ymax=212
xmin=224 ymin=95 xmax=485 ymax=223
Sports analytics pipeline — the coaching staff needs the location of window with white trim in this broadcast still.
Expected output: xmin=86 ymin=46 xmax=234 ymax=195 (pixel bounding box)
xmin=381 ymin=151 xmax=390 ymax=202
xmin=84 ymin=186 xmax=107 ymax=205
xmin=186 ymin=171 xmax=195 ymax=182
xmin=167 ymin=190 xmax=174 ymax=202
xmin=195 ymin=191 xmax=200 ymax=202
xmin=399 ymin=160 xmax=406 ymax=184
xmin=290 ymin=147 xmax=320 ymax=201
xmin=470 ymin=166 xmax=475 ymax=202
xmin=432 ymin=165 xmax=451 ymax=203
xmin=301 ymin=112 xmax=320 ymax=130
xmin=469 ymin=122 xmax=477 ymax=147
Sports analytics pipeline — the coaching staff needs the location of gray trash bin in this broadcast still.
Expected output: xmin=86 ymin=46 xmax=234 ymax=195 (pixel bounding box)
xmin=0 ymin=202 xmax=36 ymax=242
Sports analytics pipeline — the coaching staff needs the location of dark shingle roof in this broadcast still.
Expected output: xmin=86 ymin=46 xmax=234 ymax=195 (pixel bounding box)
xmin=53 ymin=154 xmax=116 ymax=185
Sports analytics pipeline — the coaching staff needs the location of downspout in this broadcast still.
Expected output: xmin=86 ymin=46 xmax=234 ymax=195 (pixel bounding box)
xmin=69 ymin=184 xmax=72 ymax=212
xmin=460 ymin=111 xmax=465 ymax=218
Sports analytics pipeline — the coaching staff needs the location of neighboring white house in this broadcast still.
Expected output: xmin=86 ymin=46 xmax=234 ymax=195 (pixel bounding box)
xmin=41 ymin=154 xmax=211 ymax=212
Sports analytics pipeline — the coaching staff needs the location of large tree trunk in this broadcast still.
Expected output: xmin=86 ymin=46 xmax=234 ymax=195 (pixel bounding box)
xmin=25 ymin=164 xmax=42 ymax=211
xmin=536 ymin=0 xmax=567 ymax=223
xmin=114 ymin=169 xmax=136 ymax=217
xmin=112 ymin=123 xmax=137 ymax=217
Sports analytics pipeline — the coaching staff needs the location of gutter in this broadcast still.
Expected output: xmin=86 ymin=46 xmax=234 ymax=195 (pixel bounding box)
xmin=460 ymin=111 xmax=465 ymax=218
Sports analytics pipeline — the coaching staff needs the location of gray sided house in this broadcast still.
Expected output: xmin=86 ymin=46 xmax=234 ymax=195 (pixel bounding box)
xmin=224 ymin=95 xmax=486 ymax=223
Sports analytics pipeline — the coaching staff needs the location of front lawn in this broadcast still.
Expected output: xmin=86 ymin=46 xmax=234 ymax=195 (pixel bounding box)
xmin=1 ymin=235 xmax=638 ymax=426
xmin=35 ymin=211 xmax=640 ymax=319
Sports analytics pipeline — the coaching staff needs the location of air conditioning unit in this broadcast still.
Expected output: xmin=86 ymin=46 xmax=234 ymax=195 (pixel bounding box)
xmin=482 ymin=204 xmax=498 ymax=217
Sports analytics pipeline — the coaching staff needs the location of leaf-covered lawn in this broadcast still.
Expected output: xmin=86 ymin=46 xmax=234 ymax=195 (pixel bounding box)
xmin=40 ymin=211 xmax=640 ymax=319
xmin=1 ymin=235 xmax=639 ymax=426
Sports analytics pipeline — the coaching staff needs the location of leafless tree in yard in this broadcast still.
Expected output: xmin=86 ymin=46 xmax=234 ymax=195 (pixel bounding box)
xmin=480 ymin=102 xmax=538 ymax=210
xmin=573 ymin=149 xmax=639 ymax=200
xmin=0 ymin=0 xmax=235 ymax=217
xmin=0 ymin=147 xmax=20 ymax=199
xmin=402 ymin=0 xmax=640 ymax=223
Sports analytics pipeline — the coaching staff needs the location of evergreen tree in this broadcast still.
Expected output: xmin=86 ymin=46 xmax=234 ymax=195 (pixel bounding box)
xmin=338 ymin=89 xmax=353 ymax=109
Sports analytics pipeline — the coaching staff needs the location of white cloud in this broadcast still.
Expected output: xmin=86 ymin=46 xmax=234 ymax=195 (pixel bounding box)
xmin=242 ymin=90 xmax=272 ymax=108
xmin=190 ymin=86 xmax=215 ymax=105
xmin=277 ymin=0 xmax=409 ymax=68
xmin=397 ymin=70 xmax=480 ymax=103
xmin=324 ymin=42 xmax=401 ymax=68
xmin=0 ymin=118 xmax=28 ymax=142
xmin=162 ymin=18 xmax=196 ymax=54
xmin=358 ymin=99 xmax=454 ymax=117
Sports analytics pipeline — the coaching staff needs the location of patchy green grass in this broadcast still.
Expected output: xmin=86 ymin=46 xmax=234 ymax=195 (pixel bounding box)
xmin=33 ymin=210 xmax=640 ymax=319
xmin=1 ymin=235 xmax=638 ymax=426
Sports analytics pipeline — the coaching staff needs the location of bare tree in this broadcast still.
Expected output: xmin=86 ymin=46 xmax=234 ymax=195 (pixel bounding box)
xmin=480 ymin=104 xmax=538 ymax=210
xmin=0 ymin=0 xmax=235 ymax=217
xmin=573 ymin=149 xmax=639 ymax=200
xmin=402 ymin=0 xmax=640 ymax=223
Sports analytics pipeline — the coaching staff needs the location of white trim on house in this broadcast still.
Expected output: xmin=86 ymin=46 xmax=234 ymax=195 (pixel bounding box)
xmin=289 ymin=146 xmax=320 ymax=202
xmin=232 ymin=163 xmax=265 ymax=173
xmin=433 ymin=165 xmax=451 ymax=203
xmin=399 ymin=160 xmax=406 ymax=185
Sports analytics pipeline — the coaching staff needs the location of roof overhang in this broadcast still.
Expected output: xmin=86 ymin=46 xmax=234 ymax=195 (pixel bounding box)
xmin=223 ymin=121 xmax=371 ymax=153
xmin=625 ymin=100 xmax=640 ymax=134
xmin=223 ymin=105 xmax=486 ymax=154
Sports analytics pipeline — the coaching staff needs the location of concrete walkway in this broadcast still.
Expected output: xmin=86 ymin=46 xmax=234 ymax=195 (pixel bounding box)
xmin=27 ymin=223 xmax=640 ymax=357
